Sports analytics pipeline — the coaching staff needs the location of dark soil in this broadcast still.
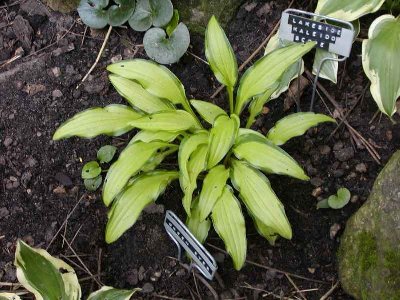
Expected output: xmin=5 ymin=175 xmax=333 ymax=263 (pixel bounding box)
xmin=1 ymin=0 xmax=399 ymax=299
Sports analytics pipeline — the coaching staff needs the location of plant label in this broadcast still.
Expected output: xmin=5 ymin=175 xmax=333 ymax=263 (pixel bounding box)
xmin=164 ymin=210 xmax=217 ymax=280
xmin=279 ymin=9 xmax=355 ymax=57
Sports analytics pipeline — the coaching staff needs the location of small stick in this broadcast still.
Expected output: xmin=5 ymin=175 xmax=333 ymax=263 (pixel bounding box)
xmin=286 ymin=274 xmax=307 ymax=300
xmin=187 ymin=51 xmax=209 ymax=65
xmin=0 ymin=1 xmax=20 ymax=9
xmin=78 ymin=25 xmax=113 ymax=88
xmin=320 ymin=281 xmax=339 ymax=300
xmin=80 ymin=26 xmax=88 ymax=48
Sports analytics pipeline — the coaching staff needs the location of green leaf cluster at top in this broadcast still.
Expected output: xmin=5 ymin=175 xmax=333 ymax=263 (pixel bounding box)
xmin=53 ymin=16 xmax=336 ymax=270
xmin=77 ymin=0 xmax=189 ymax=64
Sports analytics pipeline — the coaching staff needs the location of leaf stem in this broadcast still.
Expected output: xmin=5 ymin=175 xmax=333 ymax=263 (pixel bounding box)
xmin=183 ymin=102 xmax=203 ymax=129
xmin=228 ymin=86 xmax=234 ymax=114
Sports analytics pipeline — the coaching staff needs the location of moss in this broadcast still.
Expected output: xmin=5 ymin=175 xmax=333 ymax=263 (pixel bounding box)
xmin=383 ymin=250 xmax=400 ymax=292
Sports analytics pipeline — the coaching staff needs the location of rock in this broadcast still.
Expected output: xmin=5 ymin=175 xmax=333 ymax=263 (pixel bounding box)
xmin=12 ymin=15 xmax=33 ymax=51
xmin=52 ymin=89 xmax=63 ymax=98
xmin=54 ymin=172 xmax=73 ymax=186
xmin=338 ymin=151 xmax=400 ymax=299
xmin=355 ymin=163 xmax=367 ymax=173
xmin=310 ymin=177 xmax=323 ymax=187
xmin=141 ymin=282 xmax=154 ymax=294
xmin=42 ymin=0 xmax=80 ymax=13
xmin=0 ymin=207 xmax=10 ymax=219
xmin=172 ymin=0 xmax=245 ymax=34
xmin=319 ymin=145 xmax=331 ymax=155
xmin=329 ymin=223 xmax=341 ymax=239
xmin=51 ymin=67 xmax=61 ymax=77
xmin=21 ymin=171 xmax=32 ymax=187
xmin=3 ymin=137 xmax=13 ymax=147
xmin=334 ymin=147 xmax=354 ymax=162
xmin=23 ymin=83 xmax=46 ymax=95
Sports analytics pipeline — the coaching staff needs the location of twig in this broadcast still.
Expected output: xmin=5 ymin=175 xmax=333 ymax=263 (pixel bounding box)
xmin=69 ymin=224 xmax=84 ymax=246
xmin=187 ymin=51 xmax=209 ymax=65
xmin=0 ymin=1 xmax=20 ymax=9
xmin=81 ymin=26 xmax=88 ymax=48
xmin=369 ymin=109 xmax=380 ymax=124
xmin=241 ymin=283 xmax=296 ymax=300
xmin=207 ymin=243 xmax=327 ymax=284
xmin=47 ymin=194 xmax=85 ymax=250
xmin=286 ymin=274 xmax=307 ymax=300
xmin=78 ymin=25 xmax=112 ymax=88
xmin=97 ymin=248 xmax=103 ymax=287
xmin=320 ymin=281 xmax=339 ymax=300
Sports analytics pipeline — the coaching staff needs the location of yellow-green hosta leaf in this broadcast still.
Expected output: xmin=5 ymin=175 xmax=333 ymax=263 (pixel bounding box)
xmin=205 ymin=16 xmax=238 ymax=88
xmin=179 ymin=131 xmax=208 ymax=181
xmin=235 ymin=42 xmax=315 ymax=114
xmin=253 ymin=217 xmax=279 ymax=246
xmin=233 ymin=138 xmax=309 ymax=180
xmin=231 ymin=159 xmax=292 ymax=239
xmin=106 ymin=171 xmax=178 ymax=243
xmin=0 ymin=294 xmax=21 ymax=300
xmin=53 ymin=105 xmax=141 ymax=140
xmin=109 ymin=74 xmax=174 ymax=113
xmin=103 ymin=141 xmax=170 ymax=206
xmin=267 ymin=112 xmax=336 ymax=146
xmin=247 ymin=87 xmax=277 ymax=128
xmin=237 ymin=128 xmax=265 ymax=140
xmin=198 ymin=165 xmax=230 ymax=221
xmin=186 ymin=197 xmax=211 ymax=244
xmin=107 ymin=59 xmax=189 ymax=110
xmin=141 ymin=145 xmax=178 ymax=172
xmin=129 ymin=130 xmax=181 ymax=144
xmin=207 ymin=114 xmax=239 ymax=168
xmin=15 ymin=240 xmax=81 ymax=300
xmin=88 ymin=286 xmax=140 ymax=300
xmin=211 ymin=186 xmax=246 ymax=270
xmin=181 ymin=144 xmax=208 ymax=215
xmin=129 ymin=110 xmax=201 ymax=132
xmin=190 ymin=100 xmax=227 ymax=125
xmin=362 ymin=15 xmax=400 ymax=117
xmin=315 ymin=0 xmax=385 ymax=21
xmin=312 ymin=49 xmax=338 ymax=84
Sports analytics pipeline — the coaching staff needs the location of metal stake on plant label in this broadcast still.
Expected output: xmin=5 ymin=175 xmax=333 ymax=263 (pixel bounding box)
xmin=278 ymin=9 xmax=355 ymax=111
xmin=164 ymin=210 xmax=217 ymax=280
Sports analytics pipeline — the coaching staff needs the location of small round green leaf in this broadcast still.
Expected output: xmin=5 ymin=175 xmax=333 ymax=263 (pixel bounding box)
xmin=78 ymin=0 xmax=109 ymax=29
xmin=128 ymin=0 xmax=173 ymax=31
xmin=82 ymin=161 xmax=102 ymax=179
xmin=328 ymin=188 xmax=351 ymax=209
xmin=84 ymin=176 xmax=103 ymax=191
xmin=144 ymin=23 xmax=190 ymax=65
xmin=316 ymin=198 xmax=330 ymax=209
xmin=97 ymin=145 xmax=117 ymax=163
xmin=150 ymin=0 xmax=173 ymax=27
xmin=108 ymin=0 xmax=135 ymax=26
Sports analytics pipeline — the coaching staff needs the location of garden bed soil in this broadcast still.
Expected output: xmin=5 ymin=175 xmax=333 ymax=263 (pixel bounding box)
xmin=1 ymin=0 xmax=399 ymax=299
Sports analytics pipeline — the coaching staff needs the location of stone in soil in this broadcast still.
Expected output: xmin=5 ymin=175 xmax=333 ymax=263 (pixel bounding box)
xmin=338 ymin=150 xmax=400 ymax=299
xmin=334 ymin=147 xmax=354 ymax=162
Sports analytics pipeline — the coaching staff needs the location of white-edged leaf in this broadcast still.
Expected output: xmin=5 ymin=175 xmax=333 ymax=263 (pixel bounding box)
xmin=207 ymin=114 xmax=239 ymax=168
xmin=253 ymin=218 xmax=279 ymax=246
xmin=312 ymin=49 xmax=338 ymax=84
xmin=267 ymin=112 xmax=336 ymax=145
xmin=205 ymin=16 xmax=238 ymax=88
xmin=231 ymin=159 xmax=292 ymax=239
xmin=190 ymin=100 xmax=227 ymax=125
xmin=362 ymin=14 xmax=400 ymax=117
xmin=106 ymin=171 xmax=178 ymax=243
xmin=235 ymin=42 xmax=315 ymax=114
xmin=129 ymin=110 xmax=201 ymax=132
xmin=88 ymin=286 xmax=140 ymax=300
xmin=180 ymin=144 xmax=208 ymax=215
xmin=186 ymin=197 xmax=211 ymax=244
xmin=237 ymin=128 xmax=265 ymax=139
xmin=109 ymin=74 xmax=174 ymax=113
xmin=315 ymin=0 xmax=385 ymax=21
xmin=233 ymin=137 xmax=309 ymax=181
xmin=211 ymin=186 xmax=246 ymax=270
xmin=129 ymin=130 xmax=181 ymax=144
xmin=15 ymin=240 xmax=81 ymax=300
xmin=141 ymin=145 xmax=178 ymax=172
xmin=103 ymin=141 xmax=170 ymax=206
xmin=107 ymin=59 xmax=190 ymax=111
xmin=198 ymin=165 xmax=230 ymax=221
xmin=0 ymin=294 xmax=21 ymax=300
xmin=53 ymin=105 xmax=141 ymax=140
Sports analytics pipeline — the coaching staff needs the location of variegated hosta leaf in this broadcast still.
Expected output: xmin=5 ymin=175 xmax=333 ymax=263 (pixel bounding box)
xmin=267 ymin=112 xmax=336 ymax=146
xmin=190 ymin=100 xmax=227 ymax=125
xmin=106 ymin=171 xmax=178 ymax=243
xmin=178 ymin=131 xmax=209 ymax=181
xmin=211 ymin=186 xmax=246 ymax=270
xmin=107 ymin=59 xmax=190 ymax=111
xmin=205 ymin=16 xmax=238 ymax=88
xmin=186 ymin=197 xmax=211 ymax=244
xmin=0 ymin=294 xmax=21 ymax=300
xmin=53 ymin=105 xmax=141 ymax=140
xmin=141 ymin=145 xmax=178 ymax=172
xmin=237 ymin=128 xmax=265 ymax=140
xmin=129 ymin=110 xmax=201 ymax=132
xmin=362 ymin=15 xmax=400 ymax=118
xmin=198 ymin=165 xmax=230 ymax=221
xmin=129 ymin=130 xmax=181 ymax=144
xmin=312 ymin=49 xmax=338 ymax=84
xmin=207 ymin=114 xmax=240 ymax=168
xmin=88 ymin=286 xmax=140 ymax=300
xmin=14 ymin=240 xmax=81 ymax=300
xmin=109 ymin=74 xmax=174 ymax=113
xmin=235 ymin=42 xmax=315 ymax=114
xmin=264 ymin=34 xmax=304 ymax=100
xmin=231 ymin=159 xmax=292 ymax=239
xmin=233 ymin=136 xmax=309 ymax=180
xmin=103 ymin=141 xmax=171 ymax=206
xmin=180 ymin=144 xmax=208 ymax=215
xmin=253 ymin=217 xmax=279 ymax=246
xmin=315 ymin=0 xmax=385 ymax=21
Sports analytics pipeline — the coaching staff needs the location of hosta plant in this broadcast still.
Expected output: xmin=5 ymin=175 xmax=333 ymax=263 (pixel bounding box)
xmin=0 ymin=240 xmax=139 ymax=300
xmin=54 ymin=16 xmax=335 ymax=269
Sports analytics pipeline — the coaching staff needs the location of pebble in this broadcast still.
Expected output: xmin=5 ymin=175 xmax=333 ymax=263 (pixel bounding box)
xmin=330 ymin=223 xmax=341 ymax=239
xmin=0 ymin=207 xmax=10 ymax=219
xmin=333 ymin=169 xmax=345 ymax=178
xmin=55 ymin=172 xmax=73 ymax=186
xmin=110 ymin=54 xmax=122 ymax=63
xmin=138 ymin=266 xmax=146 ymax=281
xmin=351 ymin=195 xmax=360 ymax=203
xmin=51 ymin=67 xmax=61 ymax=77
xmin=72 ymin=89 xmax=81 ymax=99
xmin=52 ymin=89 xmax=63 ymax=98
xmin=310 ymin=177 xmax=323 ymax=187
xmin=21 ymin=171 xmax=32 ymax=187
xmin=334 ymin=147 xmax=354 ymax=162
xmin=175 ymin=268 xmax=186 ymax=276
xmin=53 ymin=186 xmax=66 ymax=194
xmin=312 ymin=187 xmax=323 ymax=198
xmin=333 ymin=141 xmax=344 ymax=151
xmin=355 ymin=163 xmax=367 ymax=173
xmin=3 ymin=137 xmax=13 ymax=147
xmin=319 ymin=145 xmax=331 ymax=155
xmin=141 ymin=283 xmax=154 ymax=294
